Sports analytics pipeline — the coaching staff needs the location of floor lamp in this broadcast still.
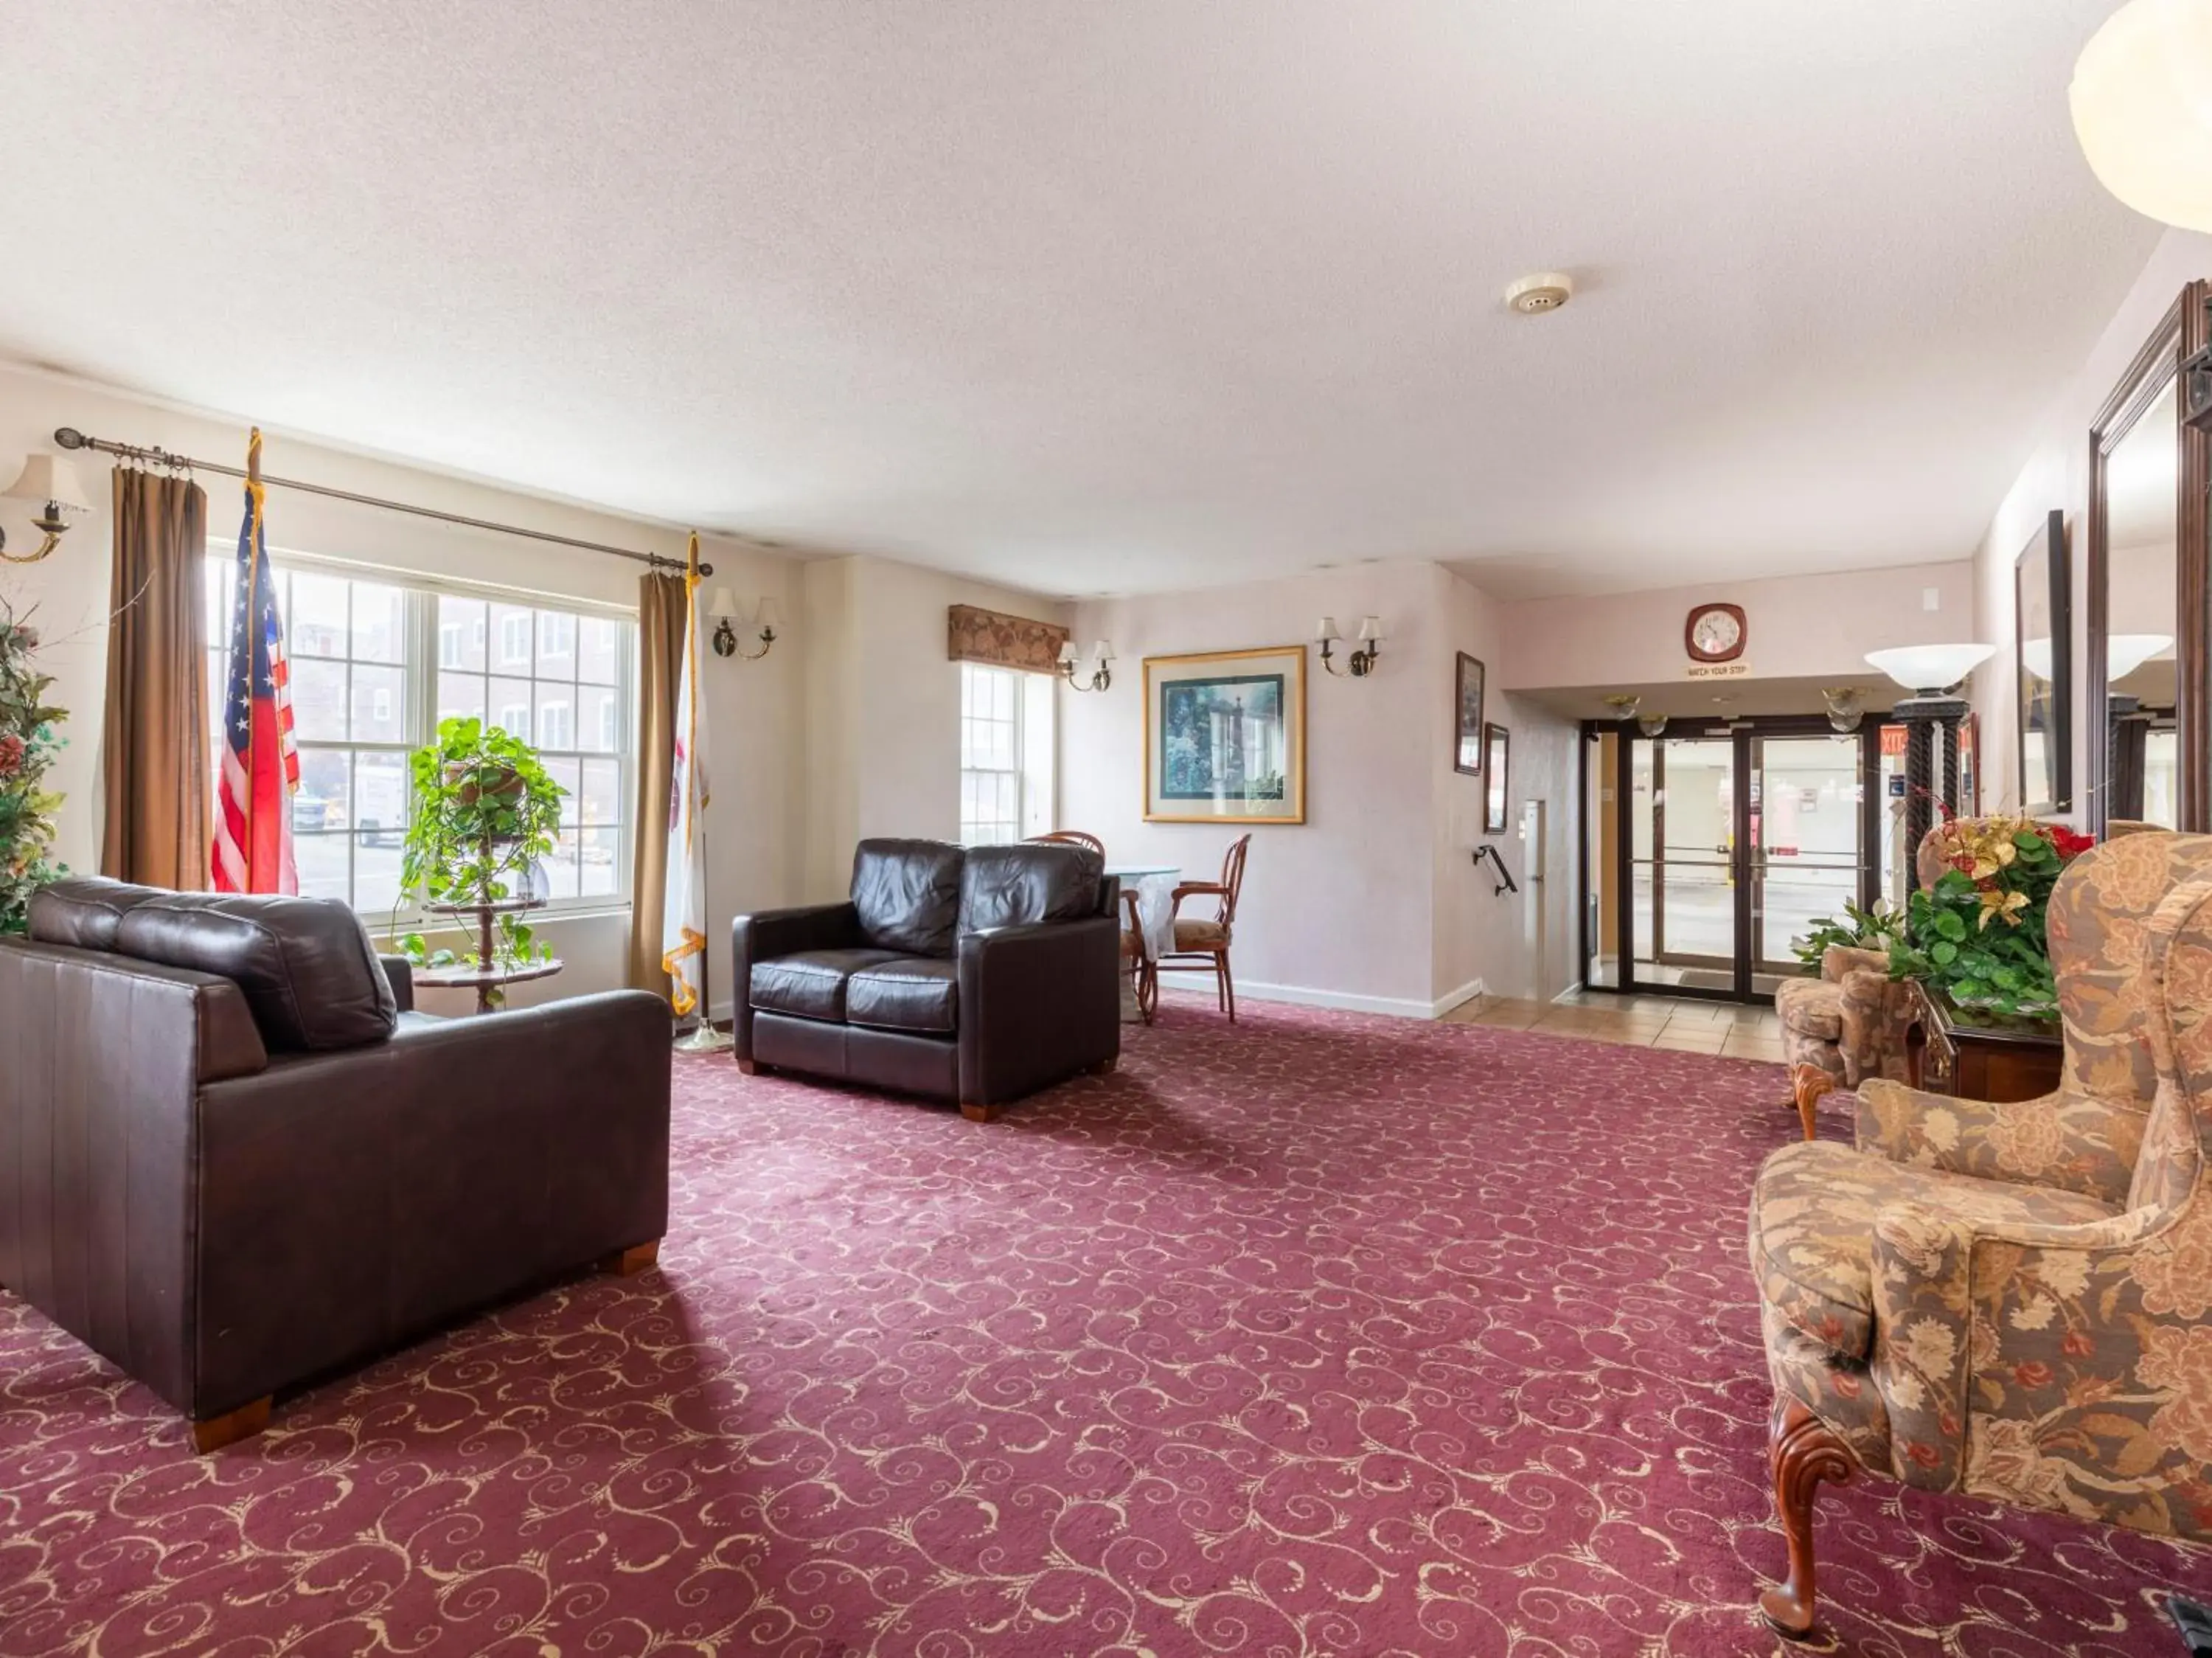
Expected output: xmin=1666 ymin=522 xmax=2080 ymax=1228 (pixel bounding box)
xmin=1866 ymin=644 xmax=1997 ymax=852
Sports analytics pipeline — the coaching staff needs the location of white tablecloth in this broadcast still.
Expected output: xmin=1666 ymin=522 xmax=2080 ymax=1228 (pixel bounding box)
xmin=1106 ymin=865 xmax=1181 ymax=961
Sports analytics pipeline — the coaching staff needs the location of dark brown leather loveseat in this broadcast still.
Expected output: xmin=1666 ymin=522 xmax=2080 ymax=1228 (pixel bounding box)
xmin=0 ymin=878 xmax=672 ymax=1451
xmin=732 ymin=839 xmax=1120 ymax=1120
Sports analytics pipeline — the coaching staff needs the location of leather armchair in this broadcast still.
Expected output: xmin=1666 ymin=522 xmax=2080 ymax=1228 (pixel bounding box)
xmin=1747 ymin=832 xmax=2212 ymax=1637
xmin=733 ymin=839 xmax=1121 ymax=1119
xmin=0 ymin=878 xmax=672 ymax=1451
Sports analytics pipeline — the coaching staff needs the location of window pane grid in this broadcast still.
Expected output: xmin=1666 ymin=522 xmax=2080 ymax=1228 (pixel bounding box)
xmin=206 ymin=552 xmax=635 ymax=920
xmin=959 ymin=663 xmax=1026 ymax=844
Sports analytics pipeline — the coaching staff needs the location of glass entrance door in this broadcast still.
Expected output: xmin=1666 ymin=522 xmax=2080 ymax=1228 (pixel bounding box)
xmin=1749 ymin=732 xmax=1870 ymax=995
xmin=1607 ymin=718 xmax=1877 ymax=1002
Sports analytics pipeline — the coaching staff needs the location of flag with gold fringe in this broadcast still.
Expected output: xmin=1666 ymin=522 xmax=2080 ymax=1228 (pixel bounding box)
xmin=660 ymin=533 xmax=709 ymax=1018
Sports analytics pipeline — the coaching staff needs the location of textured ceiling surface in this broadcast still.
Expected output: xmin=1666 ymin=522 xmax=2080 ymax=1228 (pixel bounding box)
xmin=0 ymin=1 xmax=2161 ymax=598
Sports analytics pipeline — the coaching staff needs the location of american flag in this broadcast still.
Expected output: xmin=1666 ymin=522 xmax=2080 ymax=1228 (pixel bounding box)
xmin=211 ymin=429 xmax=299 ymax=894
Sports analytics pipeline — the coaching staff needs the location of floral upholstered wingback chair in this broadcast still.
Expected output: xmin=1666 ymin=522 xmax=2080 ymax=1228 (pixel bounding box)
xmin=1777 ymin=819 xmax=2011 ymax=1139
xmin=1747 ymin=830 xmax=2212 ymax=1639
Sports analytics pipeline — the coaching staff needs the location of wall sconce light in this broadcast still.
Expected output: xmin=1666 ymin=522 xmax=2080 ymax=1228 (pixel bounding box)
xmin=0 ymin=453 xmax=93 ymax=564
xmin=1315 ymin=614 xmax=1383 ymax=676
xmin=1603 ymin=693 xmax=1641 ymax=721
xmin=1636 ymin=712 xmax=1669 ymax=737
xmin=1058 ymin=637 xmax=1115 ymax=692
xmin=709 ymin=589 xmax=779 ymax=660
xmin=1820 ymin=686 xmax=1866 ymax=733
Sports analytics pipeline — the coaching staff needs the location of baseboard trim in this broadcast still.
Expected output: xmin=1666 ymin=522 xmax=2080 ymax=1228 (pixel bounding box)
xmin=1175 ymin=977 xmax=1486 ymax=1021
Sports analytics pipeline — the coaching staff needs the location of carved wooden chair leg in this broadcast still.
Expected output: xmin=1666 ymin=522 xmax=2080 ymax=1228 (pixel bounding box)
xmin=1790 ymin=1064 xmax=1837 ymax=1142
xmin=1760 ymin=1394 xmax=1856 ymax=1640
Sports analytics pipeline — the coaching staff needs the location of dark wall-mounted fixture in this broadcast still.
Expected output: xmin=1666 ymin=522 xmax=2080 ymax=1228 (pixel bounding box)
xmin=1315 ymin=614 xmax=1383 ymax=677
xmin=709 ymin=589 xmax=780 ymax=660
xmin=1057 ymin=637 xmax=1116 ymax=692
xmin=1474 ymin=842 xmax=1517 ymax=896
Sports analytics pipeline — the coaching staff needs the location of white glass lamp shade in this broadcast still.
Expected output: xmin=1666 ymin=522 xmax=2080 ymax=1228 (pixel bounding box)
xmin=1313 ymin=615 xmax=1340 ymax=644
xmin=1864 ymin=643 xmax=1996 ymax=693
xmin=755 ymin=596 xmax=782 ymax=632
xmin=2108 ymin=631 xmax=2174 ymax=681
xmin=2021 ymin=637 xmax=2055 ymax=681
xmin=1356 ymin=614 xmax=1383 ymax=642
xmin=2 ymin=453 xmax=91 ymax=513
xmin=706 ymin=586 xmax=742 ymax=620
xmin=1093 ymin=638 xmax=1116 ymax=664
xmin=1057 ymin=639 xmax=1079 ymax=667
xmin=2071 ymin=0 xmax=2212 ymax=232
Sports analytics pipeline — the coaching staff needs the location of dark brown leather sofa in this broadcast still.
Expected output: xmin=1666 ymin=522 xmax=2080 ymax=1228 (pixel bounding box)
xmin=732 ymin=839 xmax=1120 ymax=1120
xmin=0 ymin=878 xmax=672 ymax=1451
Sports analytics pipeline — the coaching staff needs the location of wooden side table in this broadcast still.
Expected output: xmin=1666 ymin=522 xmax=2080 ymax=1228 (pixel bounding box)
xmin=1905 ymin=980 xmax=2063 ymax=1103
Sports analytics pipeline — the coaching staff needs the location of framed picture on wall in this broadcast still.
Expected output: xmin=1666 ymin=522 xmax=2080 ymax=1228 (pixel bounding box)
xmin=2014 ymin=509 xmax=2071 ymax=814
xmin=1483 ymin=724 xmax=1511 ymax=833
xmin=1143 ymin=645 xmax=1307 ymax=823
xmin=1454 ymin=653 xmax=1486 ymax=775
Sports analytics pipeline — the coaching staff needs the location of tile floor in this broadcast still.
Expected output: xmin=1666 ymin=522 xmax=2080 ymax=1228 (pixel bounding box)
xmin=1441 ymin=988 xmax=1786 ymax=1062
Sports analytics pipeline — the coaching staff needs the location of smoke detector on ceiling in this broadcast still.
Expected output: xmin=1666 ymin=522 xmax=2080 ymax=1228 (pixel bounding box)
xmin=1505 ymin=271 xmax=1574 ymax=315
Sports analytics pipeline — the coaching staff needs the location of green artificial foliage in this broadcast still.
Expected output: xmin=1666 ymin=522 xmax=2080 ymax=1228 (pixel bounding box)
xmin=1792 ymin=898 xmax=1906 ymax=968
xmin=0 ymin=604 xmax=66 ymax=934
xmin=1887 ymin=817 xmax=2084 ymax=1019
xmin=390 ymin=716 xmax=565 ymax=977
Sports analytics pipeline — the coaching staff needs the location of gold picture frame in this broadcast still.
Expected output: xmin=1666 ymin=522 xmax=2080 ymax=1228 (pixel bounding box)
xmin=1143 ymin=645 xmax=1307 ymax=824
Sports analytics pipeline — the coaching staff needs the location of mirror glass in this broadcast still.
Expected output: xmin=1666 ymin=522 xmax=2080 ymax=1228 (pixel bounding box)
xmin=2104 ymin=375 xmax=2181 ymax=828
xmin=2015 ymin=513 xmax=2067 ymax=814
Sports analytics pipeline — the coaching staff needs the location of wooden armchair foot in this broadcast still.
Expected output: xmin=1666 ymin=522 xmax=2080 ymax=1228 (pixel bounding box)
xmin=192 ymin=1395 xmax=272 ymax=1454
xmin=735 ymin=1058 xmax=758 ymax=1075
xmin=960 ymin=1101 xmax=998 ymax=1123
xmin=597 ymin=1241 xmax=661 ymax=1277
xmin=1759 ymin=1395 xmax=1856 ymax=1640
xmin=1790 ymin=1064 xmax=1837 ymax=1142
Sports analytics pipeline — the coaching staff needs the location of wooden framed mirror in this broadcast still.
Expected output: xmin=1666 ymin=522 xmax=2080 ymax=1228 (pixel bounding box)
xmin=2087 ymin=282 xmax=2208 ymax=835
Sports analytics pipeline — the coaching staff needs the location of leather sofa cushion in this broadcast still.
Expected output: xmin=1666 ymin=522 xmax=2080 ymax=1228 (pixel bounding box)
xmin=751 ymin=948 xmax=902 ymax=1021
xmin=852 ymin=839 xmax=964 ymax=957
xmin=848 ymin=957 xmax=959 ymax=1034
xmin=114 ymin=894 xmax=400 ymax=1052
xmin=958 ymin=842 xmax=1101 ymax=934
xmin=27 ymin=877 xmax=173 ymax=951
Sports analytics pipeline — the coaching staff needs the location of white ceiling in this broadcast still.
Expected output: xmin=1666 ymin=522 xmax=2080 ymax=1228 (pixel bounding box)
xmin=0 ymin=1 xmax=2162 ymax=600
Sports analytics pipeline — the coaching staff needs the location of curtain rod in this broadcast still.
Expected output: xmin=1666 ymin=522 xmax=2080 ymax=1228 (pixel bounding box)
xmin=52 ymin=426 xmax=713 ymax=577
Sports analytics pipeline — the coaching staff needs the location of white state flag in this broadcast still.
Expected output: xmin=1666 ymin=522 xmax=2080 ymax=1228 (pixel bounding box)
xmin=660 ymin=543 xmax=709 ymax=1017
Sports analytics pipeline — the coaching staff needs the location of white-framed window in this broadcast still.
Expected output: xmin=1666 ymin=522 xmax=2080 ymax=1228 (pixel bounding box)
xmin=204 ymin=552 xmax=636 ymax=916
xmin=959 ymin=662 xmax=1055 ymax=844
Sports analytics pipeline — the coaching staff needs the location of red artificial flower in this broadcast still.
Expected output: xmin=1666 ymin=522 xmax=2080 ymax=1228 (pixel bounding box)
xmin=2048 ymin=825 xmax=2096 ymax=859
xmin=0 ymin=732 xmax=23 ymax=780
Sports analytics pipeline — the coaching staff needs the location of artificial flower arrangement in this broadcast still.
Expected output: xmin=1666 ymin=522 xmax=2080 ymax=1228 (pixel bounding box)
xmin=1885 ymin=811 xmax=2093 ymax=1019
xmin=0 ymin=603 xmax=66 ymax=936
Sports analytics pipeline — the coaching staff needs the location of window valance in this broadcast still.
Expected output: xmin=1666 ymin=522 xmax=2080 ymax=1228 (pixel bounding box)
xmin=947 ymin=604 xmax=1070 ymax=674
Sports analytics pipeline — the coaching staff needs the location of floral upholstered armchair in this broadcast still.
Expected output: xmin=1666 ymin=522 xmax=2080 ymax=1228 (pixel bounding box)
xmin=1747 ymin=830 xmax=2212 ymax=1638
xmin=1776 ymin=943 xmax=1914 ymax=1137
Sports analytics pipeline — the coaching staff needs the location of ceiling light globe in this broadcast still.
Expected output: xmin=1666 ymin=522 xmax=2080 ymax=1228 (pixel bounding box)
xmin=2070 ymin=0 xmax=2212 ymax=231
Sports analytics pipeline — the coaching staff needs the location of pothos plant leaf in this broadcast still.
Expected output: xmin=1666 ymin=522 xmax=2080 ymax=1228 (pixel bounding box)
xmin=1887 ymin=814 xmax=2084 ymax=1018
xmin=387 ymin=716 xmax=566 ymax=975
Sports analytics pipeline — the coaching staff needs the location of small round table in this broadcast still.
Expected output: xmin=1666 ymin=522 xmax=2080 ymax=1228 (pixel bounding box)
xmin=1105 ymin=863 xmax=1180 ymax=1023
xmin=410 ymin=896 xmax=564 ymax=1015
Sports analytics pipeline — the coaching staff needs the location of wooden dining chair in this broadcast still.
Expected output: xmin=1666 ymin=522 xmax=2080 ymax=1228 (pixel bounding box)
xmin=1158 ymin=833 xmax=1251 ymax=1022
xmin=1029 ymin=831 xmax=1150 ymax=1019
xmin=1028 ymin=830 xmax=1105 ymax=856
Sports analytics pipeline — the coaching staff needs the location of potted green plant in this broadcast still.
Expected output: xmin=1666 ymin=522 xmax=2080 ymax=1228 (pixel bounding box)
xmin=0 ymin=603 xmax=66 ymax=936
xmin=1792 ymin=898 xmax=1906 ymax=969
xmin=1885 ymin=814 xmax=2093 ymax=1018
xmin=390 ymin=716 xmax=565 ymax=984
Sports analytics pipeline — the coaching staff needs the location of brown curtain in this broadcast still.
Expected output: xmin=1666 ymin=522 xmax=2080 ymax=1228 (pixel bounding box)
xmin=627 ymin=569 xmax=689 ymax=1001
xmin=101 ymin=468 xmax=211 ymax=888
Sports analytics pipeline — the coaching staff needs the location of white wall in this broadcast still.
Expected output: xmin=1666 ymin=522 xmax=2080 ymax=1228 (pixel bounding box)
xmin=799 ymin=554 xmax=1072 ymax=903
xmin=0 ymin=361 xmax=805 ymax=1014
xmin=1495 ymin=560 xmax=1977 ymax=693
xmin=1059 ymin=558 xmax=1571 ymax=1017
xmin=1967 ymin=226 xmax=2212 ymax=818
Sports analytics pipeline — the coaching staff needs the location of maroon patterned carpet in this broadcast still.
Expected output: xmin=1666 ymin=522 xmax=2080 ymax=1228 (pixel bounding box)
xmin=1 ymin=1003 xmax=2206 ymax=1656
